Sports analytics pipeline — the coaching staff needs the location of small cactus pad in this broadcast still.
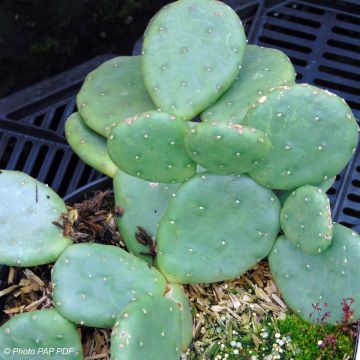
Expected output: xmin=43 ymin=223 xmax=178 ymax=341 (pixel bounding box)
xmin=111 ymin=296 xmax=182 ymax=360
xmin=52 ymin=243 xmax=166 ymax=328
xmin=0 ymin=171 xmax=72 ymax=267
xmin=65 ymin=112 xmax=118 ymax=178
xmin=244 ymin=84 xmax=358 ymax=190
xmin=165 ymin=284 xmax=193 ymax=351
xmin=108 ymin=111 xmax=196 ymax=183
xmin=277 ymin=176 xmax=335 ymax=206
xmin=184 ymin=122 xmax=272 ymax=175
xmin=142 ymin=0 xmax=246 ymax=120
xmin=0 ymin=309 xmax=83 ymax=359
xmin=280 ymin=186 xmax=333 ymax=254
xmin=269 ymin=224 xmax=360 ymax=324
xmin=157 ymin=173 xmax=280 ymax=283
xmin=77 ymin=56 xmax=155 ymax=137
xmin=201 ymin=45 xmax=296 ymax=124
xmin=113 ymin=169 xmax=180 ymax=263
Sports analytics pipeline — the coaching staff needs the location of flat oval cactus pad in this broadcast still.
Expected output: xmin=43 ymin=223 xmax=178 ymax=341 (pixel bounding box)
xmin=157 ymin=173 xmax=280 ymax=283
xmin=142 ymin=0 xmax=246 ymax=120
xmin=111 ymin=296 xmax=182 ymax=360
xmin=244 ymin=84 xmax=358 ymax=190
xmin=108 ymin=111 xmax=196 ymax=183
xmin=0 ymin=309 xmax=83 ymax=359
xmin=185 ymin=122 xmax=272 ymax=175
xmin=52 ymin=243 xmax=166 ymax=328
xmin=0 ymin=170 xmax=72 ymax=267
xmin=269 ymin=224 xmax=360 ymax=324
xmin=201 ymin=45 xmax=296 ymax=124
xmin=281 ymin=186 xmax=333 ymax=254
xmin=65 ymin=112 xmax=118 ymax=178
xmin=77 ymin=56 xmax=155 ymax=137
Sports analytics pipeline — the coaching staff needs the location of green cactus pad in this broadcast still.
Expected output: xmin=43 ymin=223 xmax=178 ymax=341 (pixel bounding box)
xmin=52 ymin=243 xmax=166 ymax=328
xmin=108 ymin=111 xmax=196 ymax=183
xmin=113 ymin=169 xmax=180 ymax=263
xmin=165 ymin=284 xmax=193 ymax=351
xmin=201 ymin=45 xmax=296 ymax=124
xmin=277 ymin=176 xmax=335 ymax=206
xmin=157 ymin=173 xmax=280 ymax=283
xmin=269 ymin=224 xmax=360 ymax=324
xmin=65 ymin=112 xmax=118 ymax=178
xmin=0 ymin=171 xmax=72 ymax=267
xmin=0 ymin=309 xmax=83 ymax=359
xmin=77 ymin=56 xmax=155 ymax=137
xmin=280 ymin=186 xmax=333 ymax=254
xmin=111 ymin=296 xmax=182 ymax=360
xmin=243 ymin=84 xmax=358 ymax=190
xmin=184 ymin=122 xmax=272 ymax=175
xmin=142 ymin=0 xmax=246 ymax=120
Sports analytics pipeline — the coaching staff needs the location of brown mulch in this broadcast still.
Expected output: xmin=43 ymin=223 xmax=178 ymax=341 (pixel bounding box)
xmin=0 ymin=191 xmax=286 ymax=359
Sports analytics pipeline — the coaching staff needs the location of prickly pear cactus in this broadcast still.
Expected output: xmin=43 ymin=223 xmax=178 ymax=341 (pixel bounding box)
xmin=201 ymin=45 xmax=296 ymax=124
xmin=165 ymin=284 xmax=193 ymax=352
xmin=77 ymin=56 xmax=155 ymax=137
xmin=111 ymin=296 xmax=182 ymax=360
xmin=142 ymin=0 xmax=246 ymax=120
xmin=269 ymin=224 xmax=360 ymax=324
xmin=113 ymin=169 xmax=180 ymax=264
xmin=52 ymin=243 xmax=166 ymax=328
xmin=108 ymin=111 xmax=196 ymax=183
xmin=157 ymin=173 xmax=280 ymax=283
xmin=184 ymin=122 xmax=272 ymax=175
xmin=244 ymin=84 xmax=358 ymax=190
xmin=280 ymin=186 xmax=333 ymax=254
xmin=0 ymin=309 xmax=83 ymax=359
xmin=65 ymin=112 xmax=118 ymax=178
xmin=0 ymin=171 xmax=72 ymax=267
xmin=277 ymin=176 xmax=335 ymax=206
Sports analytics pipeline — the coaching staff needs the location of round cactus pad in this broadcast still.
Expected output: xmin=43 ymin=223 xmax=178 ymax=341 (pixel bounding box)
xmin=65 ymin=112 xmax=117 ymax=178
xmin=142 ymin=0 xmax=246 ymax=120
xmin=281 ymin=186 xmax=333 ymax=254
xmin=111 ymin=296 xmax=182 ymax=360
xmin=165 ymin=284 xmax=193 ymax=351
xmin=157 ymin=173 xmax=280 ymax=283
xmin=0 ymin=171 xmax=72 ymax=267
xmin=184 ymin=122 xmax=272 ymax=175
xmin=244 ymin=84 xmax=358 ymax=190
xmin=0 ymin=309 xmax=83 ymax=359
xmin=77 ymin=56 xmax=155 ymax=137
xmin=113 ymin=170 xmax=180 ymax=263
xmin=201 ymin=45 xmax=296 ymax=124
xmin=269 ymin=224 xmax=360 ymax=324
xmin=52 ymin=243 xmax=166 ymax=328
xmin=108 ymin=111 xmax=196 ymax=183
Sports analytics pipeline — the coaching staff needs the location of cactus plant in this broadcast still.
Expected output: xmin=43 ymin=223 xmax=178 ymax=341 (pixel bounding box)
xmin=0 ymin=170 xmax=72 ymax=267
xmin=0 ymin=309 xmax=83 ymax=359
xmin=164 ymin=284 xmax=193 ymax=351
xmin=157 ymin=173 xmax=280 ymax=283
xmin=52 ymin=243 xmax=167 ymax=328
xmin=243 ymin=84 xmax=358 ymax=190
xmin=269 ymin=223 xmax=360 ymax=324
xmin=77 ymin=56 xmax=155 ymax=138
xmin=108 ymin=111 xmax=196 ymax=183
xmin=111 ymin=295 xmax=182 ymax=360
xmin=184 ymin=121 xmax=272 ymax=175
xmin=142 ymin=0 xmax=246 ymax=120
xmin=201 ymin=45 xmax=296 ymax=124
xmin=113 ymin=169 xmax=180 ymax=263
xmin=280 ymin=186 xmax=333 ymax=254
xmin=65 ymin=112 xmax=117 ymax=178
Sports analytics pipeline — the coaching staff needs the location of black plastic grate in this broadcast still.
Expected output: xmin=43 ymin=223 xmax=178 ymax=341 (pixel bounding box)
xmin=0 ymin=0 xmax=359 ymax=232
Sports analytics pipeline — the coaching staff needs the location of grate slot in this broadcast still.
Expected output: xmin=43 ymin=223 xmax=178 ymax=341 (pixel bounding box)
xmin=264 ymin=14 xmax=321 ymax=34
xmin=285 ymin=2 xmax=326 ymax=15
xmin=261 ymin=28 xmax=315 ymax=47
xmin=267 ymin=11 xmax=321 ymax=29
xmin=263 ymin=22 xmax=317 ymax=41
xmin=258 ymin=36 xmax=312 ymax=54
